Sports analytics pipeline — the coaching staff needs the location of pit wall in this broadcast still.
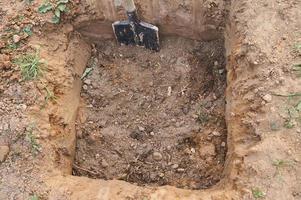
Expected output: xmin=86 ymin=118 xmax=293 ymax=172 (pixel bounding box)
xmin=75 ymin=0 xmax=227 ymax=41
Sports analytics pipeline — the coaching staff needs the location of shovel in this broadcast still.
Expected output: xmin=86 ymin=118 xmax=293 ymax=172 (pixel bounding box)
xmin=112 ymin=0 xmax=160 ymax=51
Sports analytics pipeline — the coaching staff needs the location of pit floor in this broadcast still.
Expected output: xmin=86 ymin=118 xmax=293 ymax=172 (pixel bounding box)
xmin=73 ymin=36 xmax=227 ymax=190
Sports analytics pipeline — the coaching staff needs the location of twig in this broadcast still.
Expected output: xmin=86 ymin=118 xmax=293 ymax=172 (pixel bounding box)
xmin=271 ymin=93 xmax=301 ymax=97
xmin=73 ymin=164 xmax=99 ymax=176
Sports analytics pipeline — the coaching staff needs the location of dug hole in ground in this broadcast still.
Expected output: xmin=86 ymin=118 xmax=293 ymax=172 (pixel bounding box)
xmin=0 ymin=0 xmax=300 ymax=199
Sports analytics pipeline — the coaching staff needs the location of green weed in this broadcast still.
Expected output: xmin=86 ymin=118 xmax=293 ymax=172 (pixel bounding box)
xmin=29 ymin=195 xmax=39 ymax=200
xmin=38 ymin=0 xmax=69 ymax=24
xmin=14 ymin=50 xmax=46 ymax=80
xmin=41 ymin=86 xmax=57 ymax=109
xmin=272 ymin=93 xmax=301 ymax=128
xmin=273 ymin=159 xmax=289 ymax=168
xmin=26 ymin=125 xmax=41 ymax=155
xmin=252 ymin=188 xmax=265 ymax=199
xmin=23 ymin=25 xmax=33 ymax=36
xmin=294 ymin=43 xmax=301 ymax=53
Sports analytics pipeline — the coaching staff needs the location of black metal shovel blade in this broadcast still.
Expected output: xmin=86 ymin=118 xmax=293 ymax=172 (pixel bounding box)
xmin=112 ymin=20 xmax=160 ymax=51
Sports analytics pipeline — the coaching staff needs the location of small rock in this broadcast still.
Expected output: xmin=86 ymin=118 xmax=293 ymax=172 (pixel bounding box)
xmin=83 ymin=85 xmax=88 ymax=90
xmin=221 ymin=142 xmax=226 ymax=147
xmin=172 ymin=164 xmax=179 ymax=169
xmin=166 ymin=145 xmax=171 ymax=150
xmin=214 ymin=61 xmax=219 ymax=66
xmin=130 ymin=130 xmax=144 ymax=141
xmin=191 ymin=148 xmax=196 ymax=153
xmin=149 ymin=132 xmax=155 ymax=136
xmin=101 ymin=159 xmax=109 ymax=168
xmin=138 ymin=126 xmax=145 ymax=131
xmin=262 ymin=94 xmax=272 ymax=102
xmin=212 ymin=131 xmax=221 ymax=137
xmin=13 ymin=35 xmax=21 ymax=43
xmin=177 ymin=168 xmax=185 ymax=173
xmin=84 ymin=79 xmax=92 ymax=85
xmin=153 ymin=152 xmax=163 ymax=161
xmin=167 ymin=86 xmax=172 ymax=96
xmin=0 ymin=146 xmax=9 ymax=163
xmin=159 ymin=173 xmax=165 ymax=177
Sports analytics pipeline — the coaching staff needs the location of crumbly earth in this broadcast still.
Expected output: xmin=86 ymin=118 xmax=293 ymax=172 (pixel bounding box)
xmin=0 ymin=0 xmax=300 ymax=199
xmin=73 ymin=37 xmax=227 ymax=189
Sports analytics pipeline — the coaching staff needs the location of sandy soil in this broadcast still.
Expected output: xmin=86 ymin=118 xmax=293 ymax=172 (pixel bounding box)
xmin=0 ymin=0 xmax=300 ymax=199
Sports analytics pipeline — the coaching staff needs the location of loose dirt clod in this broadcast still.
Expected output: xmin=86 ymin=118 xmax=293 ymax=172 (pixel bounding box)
xmin=73 ymin=36 xmax=227 ymax=190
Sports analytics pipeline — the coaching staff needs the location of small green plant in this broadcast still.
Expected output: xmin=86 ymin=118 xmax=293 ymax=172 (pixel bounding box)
xmin=23 ymin=25 xmax=33 ymax=36
xmin=273 ymin=159 xmax=288 ymax=168
xmin=38 ymin=3 xmax=53 ymax=13
xmin=292 ymin=64 xmax=301 ymax=77
xmin=14 ymin=50 xmax=46 ymax=80
xmin=38 ymin=0 xmax=69 ymax=24
xmin=29 ymin=194 xmax=39 ymax=200
xmin=294 ymin=43 xmax=301 ymax=53
xmin=26 ymin=125 xmax=41 ymax=155
xmin=41 ymin=86 xmax=57 ymax=109
xmin=270 ymin=121 xmax=279 ymax=131
xmin=284 ymin=108 xmax=296 ymax=129
xmin=252 ymin=188 xmax=265 ymax=199
xmin=25 ymin=0 xmax=34 ymax=5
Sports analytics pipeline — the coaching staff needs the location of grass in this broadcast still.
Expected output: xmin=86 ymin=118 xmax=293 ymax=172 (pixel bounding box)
xmin=252 ymin=188 xmax=265 ymax=199
xmin=272 ymin=93 xmax=301 ymax=129
xmin=41 ymin=86 xmax=57 ymax=109
xmin=273 ymin=159 xmax=289 ymax=168
xmin=26 ymin=125 xmax=41 ymax=155
xmin=13 ymin=50 xmax=46 ymax=80
xmin=29 ymin=195 xmax=39 ymax=200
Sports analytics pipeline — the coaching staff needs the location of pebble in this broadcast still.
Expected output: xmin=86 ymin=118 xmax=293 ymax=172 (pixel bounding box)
xmin=172 ymin=164 xmax=179 ymax=169
xmin=150 ymin=132 xmax=155 ymax=136
xmin=0 ymin=145 xmax=9 ymax=163
xmin=191 ymin=148 xmax=196 ymax=154
xmin=177 ymin=168 xmax=185 ymax=173
xmin=153 ymin=152 xmax=163 ymax=161
xmin=101 ymin=159 xmax=109 ymax=168
xmin=13 ymin=35 xmax=21 ymax=43
xmin=212 ymin=131 xmax=221 ymax=137
xmin=262 ymin=94 xmax=272 ymax=102
xmin=84 ymin=79 xmax=92 ymax=85
xmin=221 ymin=142 xmax=226 ymax=147
xmin=83 ymin=85 xmax=88 ymax=90
xmin=138 ymin=126 xmax=145 ymax=131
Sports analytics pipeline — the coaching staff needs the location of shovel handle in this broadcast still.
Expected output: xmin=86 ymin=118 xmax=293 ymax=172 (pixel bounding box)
xmin=123 ymin=0 xmax=136 ymax=12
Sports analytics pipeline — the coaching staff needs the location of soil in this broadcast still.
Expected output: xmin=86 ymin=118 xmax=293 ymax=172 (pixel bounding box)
xmin=0 ymin=0 xmax=301 ymax=199
xmin=73 ymin=37 xmax=227 ymax=189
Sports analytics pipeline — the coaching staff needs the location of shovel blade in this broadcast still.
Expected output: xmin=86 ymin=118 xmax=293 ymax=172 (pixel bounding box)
xmin=112 ymin=20 xmax=160 ymax=51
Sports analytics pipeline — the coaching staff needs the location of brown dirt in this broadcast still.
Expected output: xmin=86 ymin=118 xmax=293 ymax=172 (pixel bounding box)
xmin=0 ymin=0 xmax=301 ymax=199
xmin=73 ymin=37 xmax=227 ymax=189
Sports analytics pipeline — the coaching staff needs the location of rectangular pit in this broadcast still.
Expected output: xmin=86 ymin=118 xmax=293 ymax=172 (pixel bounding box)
xmin=72 ymin=36 xmax=227 ymax=190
